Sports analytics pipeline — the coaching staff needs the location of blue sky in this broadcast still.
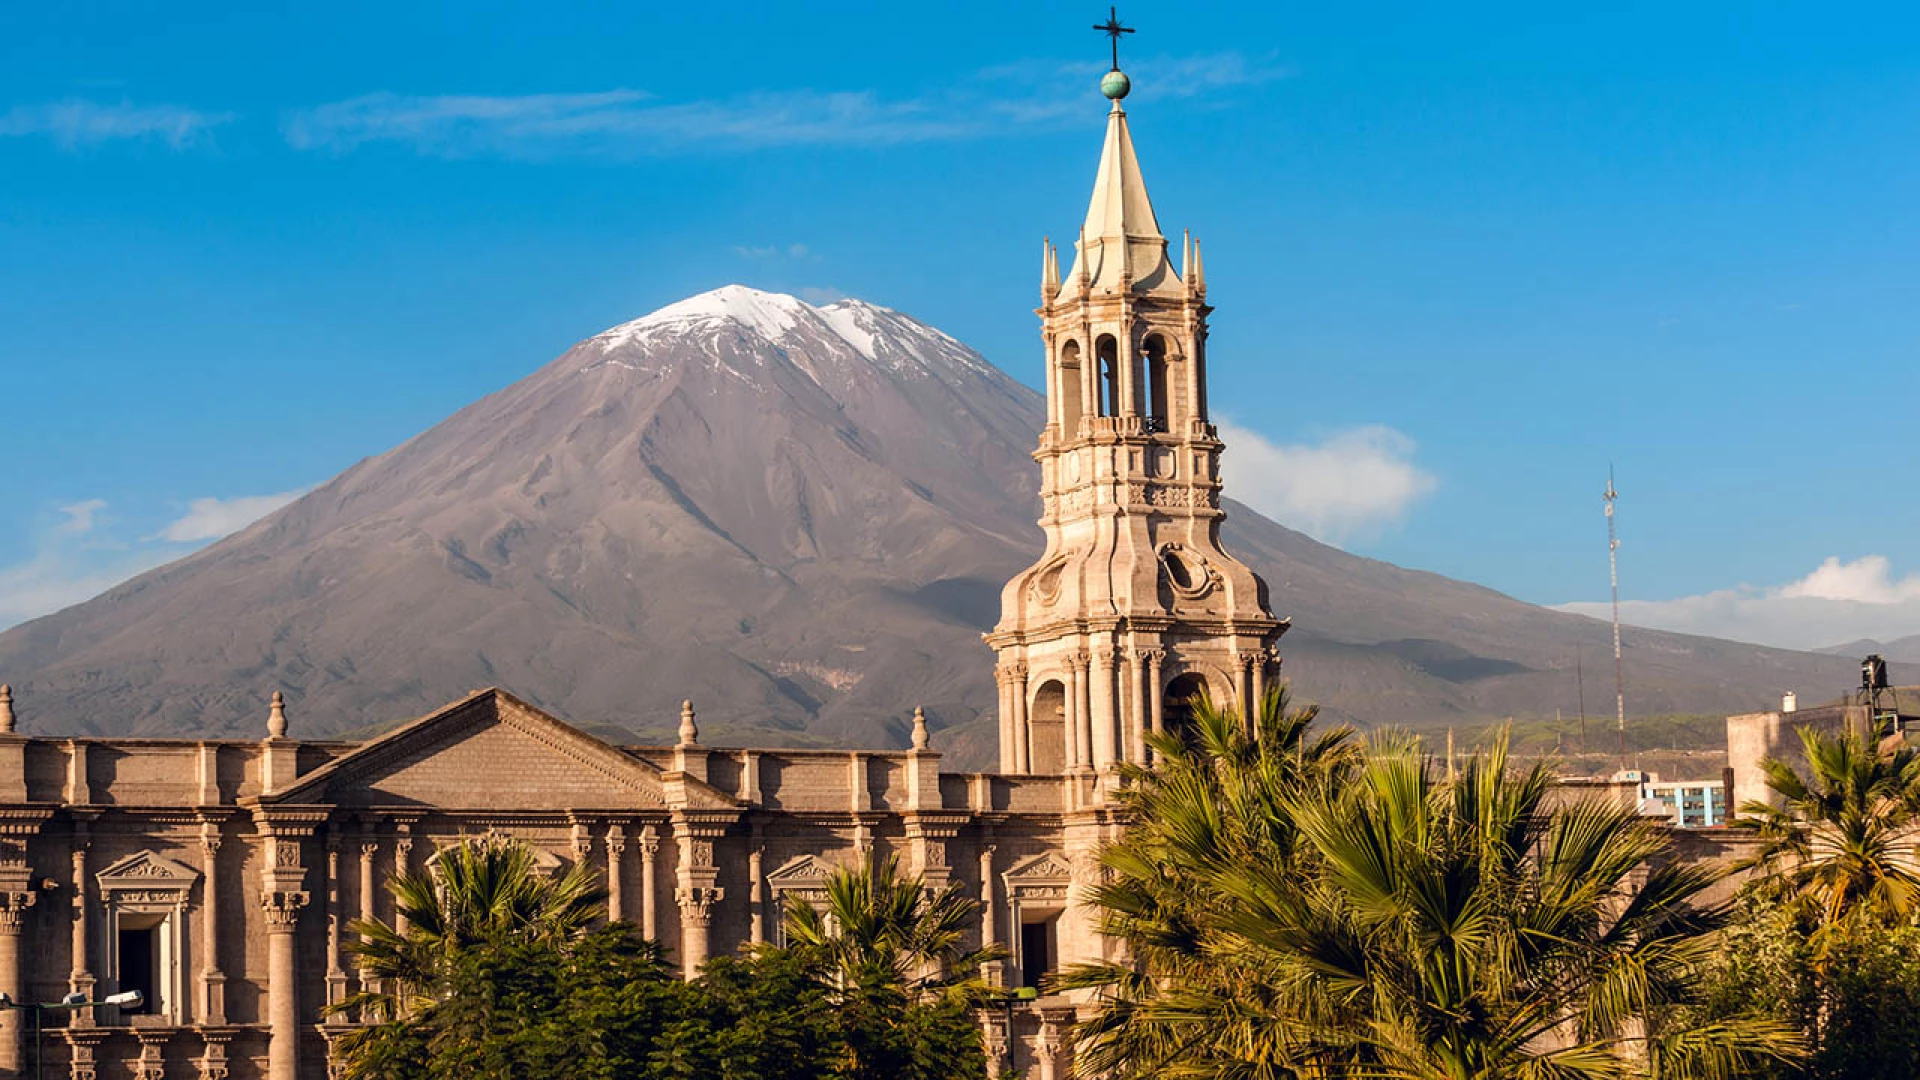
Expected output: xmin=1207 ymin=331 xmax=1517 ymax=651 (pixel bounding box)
xmin=2 ymin=1 xmax=1917 ymax=651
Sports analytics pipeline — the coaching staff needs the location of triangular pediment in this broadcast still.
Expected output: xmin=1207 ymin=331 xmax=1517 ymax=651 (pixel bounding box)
xmin=97 ymin=850 xmax=200 ymax=891
xmin=264 ymin=689 xmax=735 ymax=811
xmin=1003 ymin=851 xmax=1072 ymax=882
xmin=766 ymin=853 xmax=841 ymax=885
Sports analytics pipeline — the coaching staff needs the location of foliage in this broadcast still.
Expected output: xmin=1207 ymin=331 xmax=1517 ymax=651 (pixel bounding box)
xmin=1062 ymin=688 xmax=1803 ymax=1080
xmin=1736 ymin=714 xmax=1920 ymax=934
xmin=1692 ymin=896 xmax=1920 ymax=1080
xmin=326 ymin=835 xmax=990 ymax=1080
xmin=778 ymin=851 xmax=999 ymax=1080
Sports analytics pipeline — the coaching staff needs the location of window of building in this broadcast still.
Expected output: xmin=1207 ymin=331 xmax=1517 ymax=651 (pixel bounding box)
xmin=115 ymin=916 xmax=162 ymax=1015
xmin=1019 ymin=915 xmax=1057 ymax=990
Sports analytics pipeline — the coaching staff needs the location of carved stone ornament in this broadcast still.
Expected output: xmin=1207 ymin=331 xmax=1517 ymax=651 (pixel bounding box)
xmin=96 ymin=850 xmax=200 ymax=911
xmin=261 ymin=889 xmax=310 ymax=929
xmin=1158 ymin=542 xmax=1221 ymax=600
xmin=0 ymin=890 xmax=35 ymax=933
xmin=1002 ymin=851 xmax=1073 ymax=901
xmin=675 ymin=885 xmax=723 ymax=923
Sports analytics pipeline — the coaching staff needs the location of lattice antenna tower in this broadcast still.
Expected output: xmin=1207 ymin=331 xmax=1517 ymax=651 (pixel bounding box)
xmin=1605 ymin=467 xmax=1625 ymax=762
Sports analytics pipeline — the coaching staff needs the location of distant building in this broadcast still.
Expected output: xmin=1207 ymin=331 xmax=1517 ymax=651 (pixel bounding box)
xmin=1636 ymin=775 xmax=1728 ymax=828
xmin=1727 ymin=685 xmax=1919 ymax=812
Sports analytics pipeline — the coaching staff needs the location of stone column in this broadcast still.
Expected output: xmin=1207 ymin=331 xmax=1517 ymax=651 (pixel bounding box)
xmin=996 ymin=667 xmax=1016 ymax=775
xmin=392 ymin=832 xmax=414 ymax=934
xmin=1144 ymin=650 xmax=1166 ymax=754
xmin=325 ymin=841 xmax=348 ymax=1011
xmin=1072 ymin=652 xmax=1094 ymax=770
xmin=254 ymin=812 xmax=319 ymax=1080
xmin=1235 ymin=651 xmax=1255 ymax=732
xmin=747 ymin=844 xmax=764 ymax=945
xmin=0 ymin=885 xmax=36 ymax=1076
xmin=1251 ymin=648 xmax=1269 ymax=722
xmin=1036 ymin=1012 xmax=1064 ymax=1080
xmin=199 ymin=821 xmax=227 ymax=1023
xmin=672 ymin=813 xmax=730 ymax=977
xmin=264 ymin=892 xmax=308 ymax=1080
xmin=1062 ymin=659 xmax=1081 ymax=770
xmin=1090 ymin=646 xmax=1117 ymax=771
xmin=69 ymin=830 xmax=95 ymax=1008
xmin=638 ymin=826 xmax=660 ymax=941
xmin=1124 ymin=651 xmax=1147 ymax=766
xmin=605 ymin=825 xmax=627 ymax=923
xmin=1012 ymin=663 xmax=1030 ymax=774
xmin=977 ymin=844 xmax=1000 ymax=986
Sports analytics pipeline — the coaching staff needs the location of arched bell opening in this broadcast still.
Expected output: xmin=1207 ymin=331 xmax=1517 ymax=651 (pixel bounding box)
xmin=1161 ymin=672 xmax=1212 ymax=749
xmin=1095 ymin=334 xmax=1120 ymax=418
xmin=1143 ymin=333 xmax=1172 ymax=430
xmin=1028 ymin=679 xmax=1067 ymax=774
xmin=1057 ymin=340 xmax=1084 ymax=434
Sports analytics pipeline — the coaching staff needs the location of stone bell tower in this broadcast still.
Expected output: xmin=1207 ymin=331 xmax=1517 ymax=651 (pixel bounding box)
xmin=986 ymin=66 xmax=1286 ymax=785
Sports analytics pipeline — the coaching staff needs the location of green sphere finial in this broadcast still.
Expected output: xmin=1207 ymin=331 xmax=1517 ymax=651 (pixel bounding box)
xmin=1101 ymin=69 xmax=1131 ymax=100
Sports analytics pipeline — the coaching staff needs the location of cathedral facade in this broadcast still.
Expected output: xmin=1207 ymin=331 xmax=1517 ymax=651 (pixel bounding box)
xmin=0 ymin=72 xmax=1286 ymax=1080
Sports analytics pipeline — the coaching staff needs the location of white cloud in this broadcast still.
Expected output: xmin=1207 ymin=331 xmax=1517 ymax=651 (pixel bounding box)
xmin=56 ymin=498 xmax=107 ymax=535
xmin=1555 ymin=555 xmax=1920 ymax=651
xmin=0 ymin=100 xmax=231 ymax=149
xmin=152 ymin=490 xmax=303 ymax=543
xmin=1215 ymin=421 xmax=1437 ymax=543
xmin=0 ymin=489 xmax=303 ymax=631
xmin=282 ymin=51 xmax=1289 ymax=158
xmin=734 ymin=243 xmax=813 ymax=261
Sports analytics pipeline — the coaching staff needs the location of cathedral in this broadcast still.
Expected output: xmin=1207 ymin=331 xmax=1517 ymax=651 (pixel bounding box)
xmin=0 ymin=67 xmax=1287 ymax=1080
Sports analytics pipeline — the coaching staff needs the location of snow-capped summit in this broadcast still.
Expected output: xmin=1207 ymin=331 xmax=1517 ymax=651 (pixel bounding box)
xmin=589 ymin=285 xmax=992 ymax=383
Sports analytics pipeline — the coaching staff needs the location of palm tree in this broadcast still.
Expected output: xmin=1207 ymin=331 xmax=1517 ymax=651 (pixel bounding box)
xmin=327 ymin=835 xmax=607 ymax=1078
xmin=1065 ymin=697 xmax=1802 ymax=1080
xmin=1738 ymin=714 xmax=1920 ymax=933
xmin=781 ymin=851 xmax=1001 ymax=1003
xmin=780 ymin=853 xmax=1002 ymax=1080
xmin=1059 ymin=687 xmax=1358 ymax=1077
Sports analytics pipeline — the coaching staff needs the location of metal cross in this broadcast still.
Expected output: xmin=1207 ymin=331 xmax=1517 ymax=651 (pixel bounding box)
xmin=1093 ymin=7 xmax=1134 ymax=72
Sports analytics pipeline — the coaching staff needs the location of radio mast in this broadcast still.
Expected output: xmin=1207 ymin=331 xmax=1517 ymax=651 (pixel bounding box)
xmin=1605 ymin=468 xmax=1625 ymax=763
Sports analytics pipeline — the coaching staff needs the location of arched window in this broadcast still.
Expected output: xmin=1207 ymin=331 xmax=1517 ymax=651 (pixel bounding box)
xmin=1143 ymin=333 xmax=1171 ymax=429
xmin=1028 ymin=680 xmax=1067 ymax=774
xmin=1095 ymin=335 xmax=1120 ymax=417
xmin=1162 ymin=672 xmax=1211 ymax=747
xmin=1057 ymin=340 xmax=1084 ymax=434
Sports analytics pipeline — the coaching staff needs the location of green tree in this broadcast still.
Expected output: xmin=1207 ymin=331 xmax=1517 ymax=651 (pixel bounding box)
xmin=1737 ymin=715 xmax=1920 ymax=935
xmin=1058 ymin=687 xmax=1358 ymax=1076
xmin=1693 ymin=895 xmax=1920 ymax=1080
xmin=328 ymin=835 xmax=609 ymax=1077
xmin=1065 ymin=692 xmax=1803 ymax=1080
xmin=780 ymin=852 xmax=999 ymax=1080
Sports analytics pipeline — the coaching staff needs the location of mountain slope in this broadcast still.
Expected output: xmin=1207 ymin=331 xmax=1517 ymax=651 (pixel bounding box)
xmin=0 ymin=287 xmax=1856 ymax=766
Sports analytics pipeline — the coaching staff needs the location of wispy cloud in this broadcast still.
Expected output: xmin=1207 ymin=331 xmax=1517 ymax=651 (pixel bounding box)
xmin=56 ymin=499 xmax=108 ymax=535
xmin=1555 ymin=555 xmax=1920 ymax=652
xmin=282 ymin=52 xmax=1288 ymax=158
xmin=0 ymin=99 xmax=232 ymax=149
xmin=151 ymin=490 xmax=304 ymax=543
xmin=0 ymin=489 xmax=303 ymax=631
xmin=734 ymin=242 xmax=814 ymax=261
xmin=1215 ymin=421 xmax=1437 ymax=544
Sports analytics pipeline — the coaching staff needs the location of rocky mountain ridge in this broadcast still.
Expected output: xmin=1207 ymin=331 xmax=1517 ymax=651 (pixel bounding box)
xmin=0 ymin=286 xmax=1857 ymax=767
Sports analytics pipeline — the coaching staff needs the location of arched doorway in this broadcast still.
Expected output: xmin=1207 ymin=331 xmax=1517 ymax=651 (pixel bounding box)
xmin=1161 ymin=672 xmax=1211 ymax=747
xmin=1028 ymin=680 xmax=1067 ymax=774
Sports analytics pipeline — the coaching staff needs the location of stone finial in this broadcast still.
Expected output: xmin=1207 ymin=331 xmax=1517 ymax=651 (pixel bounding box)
xmin=910 ymin=706 xmax=929 ymax=751
xmin=0 ymin=684 xmax=13 ymax=734
xmin=267 ymin=691 xmax=288 ymax=739
xmin=677 ymin=700 xmax=698 ymax=747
